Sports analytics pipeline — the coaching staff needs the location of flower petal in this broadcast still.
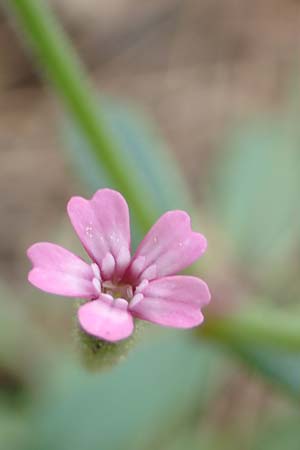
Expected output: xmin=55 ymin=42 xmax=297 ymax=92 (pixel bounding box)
xmin=67 ymin=189 xmax=131 ymax=279
xmin=27 ymin=243 xmax=96 ymax=298
xmin=129 ymin=275 xmax=210 ymax=328
xmin=126 ymin=211 xmax=207 ymax=283
xmin=78 ymin=296 xmax=134 ymax=342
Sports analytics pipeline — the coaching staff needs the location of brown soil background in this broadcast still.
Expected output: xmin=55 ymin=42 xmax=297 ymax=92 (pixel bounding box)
xmin=1 ymin=0 xmax=300 ymax=284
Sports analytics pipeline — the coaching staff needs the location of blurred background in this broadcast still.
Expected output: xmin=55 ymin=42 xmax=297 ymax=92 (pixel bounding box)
xmin=1 ymin=1 xmax=300 ymax=449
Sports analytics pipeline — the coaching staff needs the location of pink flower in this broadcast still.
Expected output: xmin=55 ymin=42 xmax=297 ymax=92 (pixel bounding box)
xmin=27 ymin=189 xmax=210 ymax=342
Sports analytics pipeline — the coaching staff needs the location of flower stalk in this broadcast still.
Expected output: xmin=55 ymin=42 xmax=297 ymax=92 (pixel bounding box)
xmin=200 ymin=307 xmax=300 ymax=351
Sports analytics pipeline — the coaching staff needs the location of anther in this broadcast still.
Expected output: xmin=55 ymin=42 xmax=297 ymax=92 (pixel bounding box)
xmin=130 ymin=256 xmax=146 ymax=278
xmin=101 ymin=293 xmax=114 ymax=305
xmin=101 ymin=252 xmax=116 ymax=279
xmin=130 ymin=293 xmax=144 ymax=309
xmin=116 ymin=246 xmax=131 ymax=277
xmin=135 ymin=279 xmax=149 ymax=293
xmin=91 ymin=263 xmax=101 ymax=279
xmin=92 ymin=277 xmax=101 ymax=294
xmin=141 ymin=264 xmax=157 ymax=281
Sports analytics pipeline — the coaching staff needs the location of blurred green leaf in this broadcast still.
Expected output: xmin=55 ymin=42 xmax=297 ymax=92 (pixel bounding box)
xmin=208 ymin=112 xmax=300 ymax=396
xmin=201 ymin=306 xmax=300 ymax=397
xmin=0 ymin=283 xmax=55 ymax=387
xmin=229 ymin=343 xmax=300 ymax=397
xmin=201 ymin=306 xmax=300 ymax=352
xmin=250 ymin=415 xmax=300 ymax=450
xmin=30 ymin=333 xmax=223 ymax=450
xmin=156 ymin=428 xmax=203 ymax=450
xmin=0 ymin=403 xmax=29 ymax=450
xmin=159 ymin=398 xmax=300 ymax=450
xmin=211 ymin=117 xmax=300 ymax=278
xmin=64 ymin=97 xmax=192 ymax=243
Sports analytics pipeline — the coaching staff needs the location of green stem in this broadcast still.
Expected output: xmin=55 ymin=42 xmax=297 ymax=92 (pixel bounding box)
xmin=199 ymin=308 xmax=300 ymax=351
xmin=4 ymin=0 xmax=157 ymax=233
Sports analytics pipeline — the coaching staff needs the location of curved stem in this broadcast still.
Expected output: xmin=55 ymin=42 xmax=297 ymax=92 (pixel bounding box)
xmin=4 ymin=0 xmax=157 ymax=233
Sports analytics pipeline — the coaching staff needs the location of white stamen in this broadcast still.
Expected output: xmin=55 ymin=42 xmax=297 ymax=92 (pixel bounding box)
xmin=130 ymin=256 xmax=146 ymax=277
xmin=101 ymin=252 xmax=116 ymax=279
xmin=101 ymin=293 xmax=114 ymax=305
xmin=126 ymin=285 xmax=133 ymax=299
xmin=116 ymin=246 xmax=131 ymax=276
xmin=141 ymin=264 xmax=157 ymax=281
xmin=91 ymin=263 xmax=101 ymax=279
xmin=130 ymin=293 xmax=144 ymax=309
xmin=135 ymin=279 xmax=149 ymax=293
xmin=92 ymin=277 xmax=101 ymax=294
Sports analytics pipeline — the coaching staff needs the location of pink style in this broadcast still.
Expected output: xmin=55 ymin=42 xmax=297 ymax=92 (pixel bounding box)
xmin=27 ymin=189 xmax=210 ymax=342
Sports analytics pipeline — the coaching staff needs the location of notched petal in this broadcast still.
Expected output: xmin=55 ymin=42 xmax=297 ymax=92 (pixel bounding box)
xmin=126 ymin=211 xmax=207 ymax=283
xmin=67 ymin=189 xmax=131 ymax=271
xmin=27 ymin=242 xmax=96 ymax=298
xmin=130 ymin=275 xmax=210 ymax=328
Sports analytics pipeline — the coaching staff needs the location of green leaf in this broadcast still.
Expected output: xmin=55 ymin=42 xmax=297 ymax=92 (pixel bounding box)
xmin=207 ymin=111 xmax=300 ymax=394
xmin=211 ymin=117 xmax=300 ymax=277
xmin=250 ymin=415 xmax=300 ymax=450
xmin=0 ymin=283 xmax=54 ymax=385
xmin=200 ymin=306 xmax=300 ymax=397
xmin=229 ymin=343 xmax=300 ymax=397
xmin=63 ymin=96 xmax=193 ymax=242
xmin=0 ymin=403 xmax=29 ymax=450
xmin=30 ymin=333 xmax=223 ymax=450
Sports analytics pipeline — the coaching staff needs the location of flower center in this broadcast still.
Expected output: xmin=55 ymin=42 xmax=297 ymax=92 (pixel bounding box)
xmin=90 ymin=262 xmax=148 ymax=309
xmin=102 ymin=281 xmax=133 ymax=301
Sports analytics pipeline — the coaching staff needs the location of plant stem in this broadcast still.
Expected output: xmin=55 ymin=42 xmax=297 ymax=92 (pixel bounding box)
xmin=4 ymin=0 xmax=157 ymax=233
xmin=200 ymin=307 xmax=300 ymax=351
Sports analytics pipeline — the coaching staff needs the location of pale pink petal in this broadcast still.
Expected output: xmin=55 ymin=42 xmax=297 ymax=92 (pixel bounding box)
xmin=78 ymin=296 xmax=134 ymax=342
xmin=27 ymin=243 xmax=96 ymax=298
xmin=67 ymin=189 xmax=131 ymax=279
xmin=125 ymin=211 xmax=207 ymax=284
xmin=129 ymin=275 xmax=210 ymax=328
